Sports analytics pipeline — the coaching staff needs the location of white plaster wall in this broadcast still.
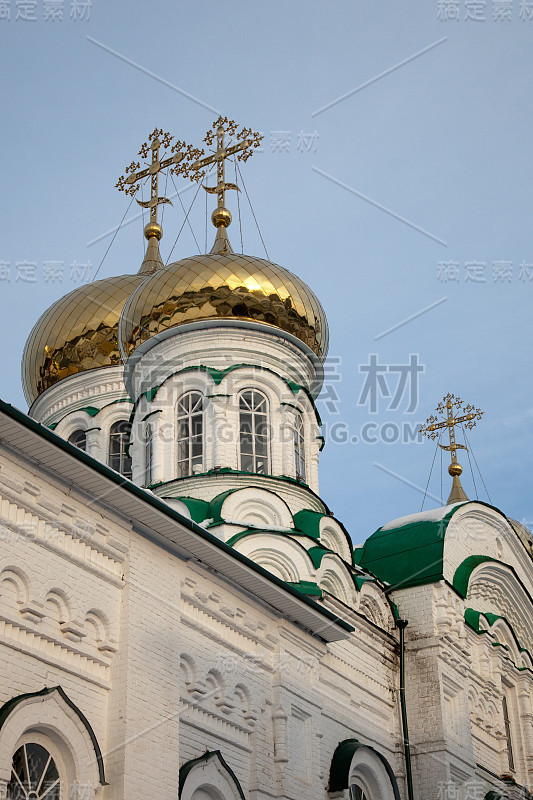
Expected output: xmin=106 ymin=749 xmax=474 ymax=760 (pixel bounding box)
xmin=0 ymin=436 xmax=405 ymax=800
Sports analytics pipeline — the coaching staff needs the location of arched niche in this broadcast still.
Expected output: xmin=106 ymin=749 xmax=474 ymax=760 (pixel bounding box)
xmin=0 ymin=686 xmax=106 ymax=799
xmin=328 ymin=739 xmax=400 ymax=800
xmin=217 ymin=487 xmax=293 ymax=529
xmin=179 ymin=751 xmax=246 ymax=800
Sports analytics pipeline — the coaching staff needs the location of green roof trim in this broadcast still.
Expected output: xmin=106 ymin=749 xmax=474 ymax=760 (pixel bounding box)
xmin=175 ymin=496 xmax=210 ymax=524
xmin=465 ymin=607 xmax=533 ymax=670
xmin=358 ymin=500 xmax=520 ymax=592
xmin=78 ymin=406 xmax=100 ymax=416
xmin=452 ymin=555 xmax=498 ymax=598
xmin=356 ymin=508 xmax=460 ymax=590
xmin=136 ymin=363 xmax=322 ymax=426
xmin=328 ymin=739 xmax=400 ymax=799
xmin=293 ymin=510 xmax=354 ymax=565
xmin=0 ymin=686 xmax=107 ymax=785
xmin=44 ymin=397 xmax=138 ymax=430
xmin=464 ymin=608 xmax=487 ymax=632
xmin=226 ymin=529 xmax=258 ymax=547
xmin=157 ymin=466 xmax=317 ymax=493
xmin=352 ymin=575 xmax=375 ymax=591
xmin=208 ymin=489 xmax=239 ymax=523
xmin=294 ymin=509 xmax=323 ymax=539
xmin=287 ymin=580 xmax=323 ymax=596
xmin=307 ymin=545 xmax=333 ymax=568
xmin=0 ymin=398 xmax=354 ymax=638
xmin=141 ymin=409 xmax=162 ymax=422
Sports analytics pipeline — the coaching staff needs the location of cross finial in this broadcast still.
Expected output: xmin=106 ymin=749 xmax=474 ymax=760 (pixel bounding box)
xmin=187 ymin=117 xmax=262 ymax=251
xmin=420 ymin=393 xmax=484 ymax=504
xmin=116 ymin=128 xmax=202 ymax=239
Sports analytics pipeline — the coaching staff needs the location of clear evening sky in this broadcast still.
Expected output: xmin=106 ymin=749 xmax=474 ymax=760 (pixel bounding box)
xmin=1 ymin=0 xmax=532 ymax=541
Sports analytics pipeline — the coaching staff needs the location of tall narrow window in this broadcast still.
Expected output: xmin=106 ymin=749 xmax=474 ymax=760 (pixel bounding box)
xmin=177 ymin=392 xmax=204 ymax=478
xmin=145 ymin=423 xmax=153 ymax=486
xmin=239 ymin=390 xmax=269 ymax=474
xmin=7 ymin=743 xmax=60 ymax=800
xmin=502 ymin=695 xmax=515 ymax=771
xmin=293 ymin=411 xmax=306 ymax=481
xmin=108 ymin=420 xmax=132 ymax=478
xmin=68 ymin=429 xmax=86 ymax=451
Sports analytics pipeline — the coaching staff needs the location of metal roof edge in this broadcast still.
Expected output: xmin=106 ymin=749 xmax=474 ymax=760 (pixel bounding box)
xmin=0 ymin=399 xmax=353 ymax=642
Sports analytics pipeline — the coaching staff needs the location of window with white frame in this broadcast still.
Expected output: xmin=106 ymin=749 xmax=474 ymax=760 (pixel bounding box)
xmin=293 ymin=410 xmax=305 ymax=481
xmin=68 ymin=429 xmax=86 ymax=451
xmin=7 ymin=743 xmax=60 ymax=800
xmin=350 ymin=785 xmax=370 ymax=800
xmin=145 ymin=423 xmax=153 ymax=486
xmin=108 ymin=420 xmax=132 ymax=478
xmin=239 ymin=390 xmax=269 ymax=474
xmin=177 ymin=392 xmax=204 ymax=478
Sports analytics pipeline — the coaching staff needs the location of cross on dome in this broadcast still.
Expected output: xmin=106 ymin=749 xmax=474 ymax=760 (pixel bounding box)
xmin=420 ymin=393 xmax=484 ymax=504
xmin=115 ymin=128 xmax=202 ymax=238
xmin=189 ymin=116 xmax=263 ymax=233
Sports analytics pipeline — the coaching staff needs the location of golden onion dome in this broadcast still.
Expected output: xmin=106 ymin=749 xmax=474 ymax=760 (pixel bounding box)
xmin=22 ymin=274 xmax=147 ymax=405
xmin=118 ymin=253 xmax=329 ymax=362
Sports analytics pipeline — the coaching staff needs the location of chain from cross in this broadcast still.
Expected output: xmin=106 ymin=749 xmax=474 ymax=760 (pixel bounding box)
xmin=420 ymin=393 xmax=483 ymax=469
xmin=189 ymin=116 xmax=263 ymax=212
xmin=115 ymin=128 xmax=203 ymax=225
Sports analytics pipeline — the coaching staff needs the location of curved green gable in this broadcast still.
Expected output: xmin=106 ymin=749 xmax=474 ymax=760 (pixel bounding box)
xmin=356 ymin=505 xmax=463 ymax=589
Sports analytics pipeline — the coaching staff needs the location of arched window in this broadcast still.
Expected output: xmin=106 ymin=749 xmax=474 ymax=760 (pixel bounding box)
xmin=68 ymin=430 xmax=86 ymax=451
xmin=7 ymin=743 xmax=60 ymax=800
xmin=145 ymin=423 xmax=153 ymax=486
xmin=239 ymin=390 xmax=269 ymax=474
xmin=293 ymin=411 xmax=305 ymax=481
xmin=350 ymin=785 xmax=370 ymax=800
xmin=108 ymin=420 xmax=132 ymax=478
xmin=177 ymin=392 xmax=204 ymax=478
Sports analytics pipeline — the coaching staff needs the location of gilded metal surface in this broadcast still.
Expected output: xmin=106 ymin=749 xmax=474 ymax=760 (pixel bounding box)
xmin=119 ymin=253 xmax=329 ymax=362
xmin=116 ymin=128 xmax=203 ymax=227
xmin=22 ymin=274 xmax=147 ymax=404
xmin=189 ymin=117 xmax=262 ymax=214
xmin=420 ymin=393 xmax=483 ymax=504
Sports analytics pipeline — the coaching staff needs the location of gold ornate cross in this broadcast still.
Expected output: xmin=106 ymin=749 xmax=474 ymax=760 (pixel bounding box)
xmin=420 ymin=393 xmax=483 ymax=478
xmin=189 ymin=116 xmax=262 ymax=227
xmin=116 ymin=128 xmax=202 ymax=227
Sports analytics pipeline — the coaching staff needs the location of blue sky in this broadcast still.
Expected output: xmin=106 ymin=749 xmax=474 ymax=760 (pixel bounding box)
xmin=1 ymin=0 xmax=532 ymax=541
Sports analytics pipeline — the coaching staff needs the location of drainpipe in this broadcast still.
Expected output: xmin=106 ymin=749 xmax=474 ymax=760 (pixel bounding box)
xmin=396 ymin=618 xmax=415 ymax=800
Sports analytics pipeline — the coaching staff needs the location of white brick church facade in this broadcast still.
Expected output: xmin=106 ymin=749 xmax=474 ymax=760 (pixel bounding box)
xmin=1 ymin=127 xmax=532 ymax=800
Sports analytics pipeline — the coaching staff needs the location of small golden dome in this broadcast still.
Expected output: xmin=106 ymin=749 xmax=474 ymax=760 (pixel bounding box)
xmin=22 ymin=274 xmax=147 ymax=405
xmin=119 ymin=253 xmax=328 ymax=362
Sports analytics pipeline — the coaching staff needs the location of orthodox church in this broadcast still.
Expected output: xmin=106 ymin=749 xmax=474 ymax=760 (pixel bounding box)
xmin=0 ymin=119 xmax=532 ymax=800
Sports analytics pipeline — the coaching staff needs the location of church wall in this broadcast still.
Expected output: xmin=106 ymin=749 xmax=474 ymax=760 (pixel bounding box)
xmin=0 ymin=434 xmax=404 ymax=800
xmin=104 ymin=524 xmax=182 ymax=800
xmin=0 ymin=441 xmax=129 ymax=792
